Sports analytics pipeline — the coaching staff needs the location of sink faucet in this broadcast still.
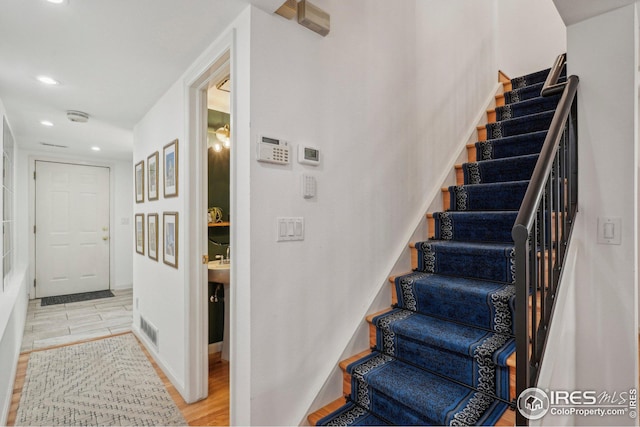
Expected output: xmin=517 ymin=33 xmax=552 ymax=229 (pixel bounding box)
xmin=226 ymin=246 xmax=230 ymax=263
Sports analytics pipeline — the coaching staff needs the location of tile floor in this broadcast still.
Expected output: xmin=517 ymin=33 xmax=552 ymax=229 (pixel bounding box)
xmin=21 ymin=288 xmax=133 ymax=352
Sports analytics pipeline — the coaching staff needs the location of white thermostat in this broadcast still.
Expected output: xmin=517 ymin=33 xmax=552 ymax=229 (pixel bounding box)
xmin=257 ymin=136 xmax=290 ymax=165
xmin=298 ymin=145 xmax=320 ymax=166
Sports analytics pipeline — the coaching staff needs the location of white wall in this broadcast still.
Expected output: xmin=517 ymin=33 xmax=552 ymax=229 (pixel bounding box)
xmin=133 ymin=79 xmax=187 ymax=389
xmin=132 ymin=8 xmax=253 ymax=409
xmin=247 ymin=1 xmax=498 ymax=424
xmin=497 ymin=0 xmax=566 ymax=78
xmin=0 ymin=101 xmax=29 ymax=426
xmin=547 ymin=5 xmax=638 ymax=426
xmin=113 ymin=160 xmax=134 ymax=289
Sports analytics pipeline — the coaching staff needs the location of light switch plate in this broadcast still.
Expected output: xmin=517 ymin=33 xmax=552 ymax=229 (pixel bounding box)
xmin=597 ymin=216 xmax=621 ymax=245
xmin=277 ymin=217 xmax=304 ymax=242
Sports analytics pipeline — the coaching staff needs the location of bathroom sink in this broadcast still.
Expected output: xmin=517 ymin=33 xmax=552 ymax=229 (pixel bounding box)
xmin=208 ymin=261 xmax=230 ymax=284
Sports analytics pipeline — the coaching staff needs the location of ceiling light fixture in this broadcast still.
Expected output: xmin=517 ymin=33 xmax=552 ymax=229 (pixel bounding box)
xmin=67 ymin=110 xmax=89 ymax=123
xmin=91 ymin=146 xmax=101 ymax=151
xmin=37 ymin=75 xmax=59 ymax=85
xmin=46 ymin=0 xmax=67 ymax=4
xmin=40 ymin=120 xmax=54 ymax=127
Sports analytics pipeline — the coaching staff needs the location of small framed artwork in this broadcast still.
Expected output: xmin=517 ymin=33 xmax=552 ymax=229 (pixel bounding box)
xmin=163 ymin=139 xmax=178 ymax=198
xmin=163 ymin=212 xmax=178 ymax=268
xmin=135 ymin=213 xmax=145 ymax=255
xmin=148 ymin=213 xmax=158 ymax=261
xmin=147 ymin=151 xmax=159 ymax=201
xmin=135 ymin=160 xmax=145 ymax=203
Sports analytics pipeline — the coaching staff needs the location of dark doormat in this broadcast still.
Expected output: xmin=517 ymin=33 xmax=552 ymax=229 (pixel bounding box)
xmin=41 ymin=290 xmax=115 ymax=307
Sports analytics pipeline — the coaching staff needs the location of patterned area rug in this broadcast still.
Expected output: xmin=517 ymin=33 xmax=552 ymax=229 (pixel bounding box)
xmin=15 ymin=334 xmax=186 ymax=426
xmin=41 ymin=289 xmax=115 ymax=307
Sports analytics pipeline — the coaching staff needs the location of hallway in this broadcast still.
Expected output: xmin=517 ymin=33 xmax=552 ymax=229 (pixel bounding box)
xmin=20 ymin=289 xmax=133 ymax=352
xmin=8 ymin=290 xmax=229 ymax=426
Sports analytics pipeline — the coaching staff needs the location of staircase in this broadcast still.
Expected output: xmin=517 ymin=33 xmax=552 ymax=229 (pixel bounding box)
xmin=308 ymin=66 xmax=567 ymax=426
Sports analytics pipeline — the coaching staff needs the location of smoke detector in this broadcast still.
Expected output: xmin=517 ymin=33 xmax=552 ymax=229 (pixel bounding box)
xmin=66 ymin=110 xmax=89 ymax=123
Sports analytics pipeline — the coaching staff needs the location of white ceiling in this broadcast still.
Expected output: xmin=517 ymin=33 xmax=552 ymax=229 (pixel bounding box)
xmin=0 ymin=0 xmax=282 ymax=160
xmin=553 ymin=0 xmax=636 ymax=26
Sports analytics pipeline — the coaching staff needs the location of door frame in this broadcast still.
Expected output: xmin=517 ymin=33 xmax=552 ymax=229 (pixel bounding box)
xmin=29 ymin=156 xmax=116 ymax=300
xmin=184 ymin=37 xmax=234 ymax=402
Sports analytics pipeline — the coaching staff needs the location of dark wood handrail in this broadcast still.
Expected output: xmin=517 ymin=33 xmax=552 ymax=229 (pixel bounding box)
xmin=512 ymin=53 xmax=579 ymax=426
xmin=540 ymin=53 xmax=567 ymax=97
xmin=512 ymin=76 xmax=578 ymax=239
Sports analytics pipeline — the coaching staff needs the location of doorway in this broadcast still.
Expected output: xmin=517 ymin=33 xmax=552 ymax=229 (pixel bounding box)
xmin=183 ymin=45 xmax=233 ymax=414
xmin=34 ymin=161 xmax=110 ymax=298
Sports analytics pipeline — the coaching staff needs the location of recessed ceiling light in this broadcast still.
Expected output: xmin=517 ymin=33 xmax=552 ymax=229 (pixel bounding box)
xmin=46 ymin=0 xmax=67 ymax=4
xmin=91 ymin=146 xmax=101 ymax=151
xmin=36 ymin=75 xmax=59 ymax=85
xmin=40 ymin=120 xmax=54 ymax=127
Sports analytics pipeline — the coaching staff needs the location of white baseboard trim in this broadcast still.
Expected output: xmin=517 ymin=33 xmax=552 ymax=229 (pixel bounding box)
xmin=132 ymin=327 xmax=186 ymax=400
xmin=209 ymin=342 xmax=222 ymax=354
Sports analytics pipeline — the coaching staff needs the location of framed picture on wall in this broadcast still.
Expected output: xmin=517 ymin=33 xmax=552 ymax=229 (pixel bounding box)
xmin=163 ymin=139 xmax=178 ymax=198
xmin=135 ymin=160 xmax=145 ymax=203
xmin=135 ymin=213 xmax=145 ymax=255
xmin=148 ymin=213 xmax=158 ymax=261
xmin=163 ymin=212 xmax=178 ymax=268
xmin=147 ymin=151 xmax=159 ymax=201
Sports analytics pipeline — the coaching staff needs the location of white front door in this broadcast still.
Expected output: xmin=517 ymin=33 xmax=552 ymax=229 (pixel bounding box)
xmin=35 ymin=161 xmax=110 ymax=298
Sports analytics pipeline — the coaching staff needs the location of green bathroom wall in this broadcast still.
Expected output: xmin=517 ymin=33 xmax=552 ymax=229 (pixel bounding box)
xmin=207 ymin=109 xmax=230 ymax=260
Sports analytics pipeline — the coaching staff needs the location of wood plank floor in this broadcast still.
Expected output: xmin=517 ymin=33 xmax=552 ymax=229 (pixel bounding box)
xmin=7 ymin=333 xmax=229 ymax=426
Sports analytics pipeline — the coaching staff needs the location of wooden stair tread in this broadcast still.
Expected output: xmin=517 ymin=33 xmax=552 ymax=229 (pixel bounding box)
xmin=339 ymin=349 xmax=373 ymax=372
xmin=365 ymin=308 xmax=393 ymax=324
xmin=307 ymin=397 xmax=347 ymax=426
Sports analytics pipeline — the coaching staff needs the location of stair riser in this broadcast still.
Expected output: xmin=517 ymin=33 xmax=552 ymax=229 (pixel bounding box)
xmin=413 ymin=245 xmax=515 ymax=284
xmin=510 ymin=68 xmax=557 ymax=90
xmin=367 ymin=321 xmax=515 ymax=401
xmin=495 ymin=95 xmax=560 ymax=121
xmin=485 ymin=111 xmax=554 ymax=140
xmin=475 ymin=131 xmax=547 ymax=161
xmin=430 ymin=213 xmax=517 ymax=243
xmin=504 ymin=75 xmax=565 ymax=105
xmin=462 ymin=155 xmax=538 ymax=185
xmin=447 ymin=182 xmax=529 ymax=212
xmin=376 ymin=331 xmax=512 ymax=400
xmin=353 ymin=379 xmax=434 ymax=425
xmin=394 ymin=272 xmax=516 ymax=334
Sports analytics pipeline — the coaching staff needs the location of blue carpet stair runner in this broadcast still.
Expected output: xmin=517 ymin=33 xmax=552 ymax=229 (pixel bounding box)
xmin=316 ymin=67 xmax=563 ymax=426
